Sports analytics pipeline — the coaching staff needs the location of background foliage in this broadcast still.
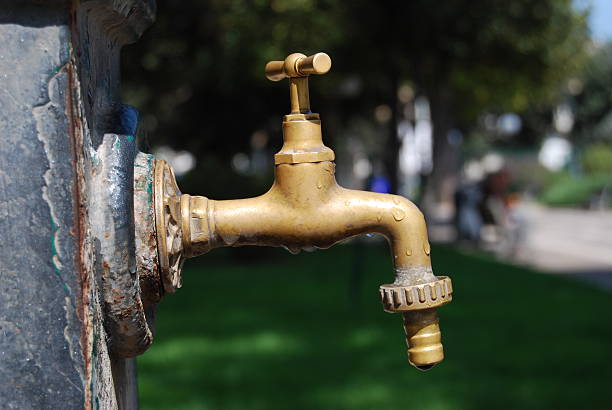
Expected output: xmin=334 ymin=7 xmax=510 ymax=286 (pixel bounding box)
xmin=122 ymin=0 xmax=589 ymax=203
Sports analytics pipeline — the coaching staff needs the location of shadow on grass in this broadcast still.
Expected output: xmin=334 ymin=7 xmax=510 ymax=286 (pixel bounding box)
xmin=138 ymin=243 xmax=612 ymax=410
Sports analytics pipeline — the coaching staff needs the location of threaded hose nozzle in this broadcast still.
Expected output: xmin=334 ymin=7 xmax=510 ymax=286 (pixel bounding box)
xmin=402 ymin=309 xmax=444 ymax=368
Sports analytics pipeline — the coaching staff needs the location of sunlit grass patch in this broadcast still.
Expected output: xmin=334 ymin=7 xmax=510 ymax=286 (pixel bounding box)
xmin=139 ymin=244 xmax=612 ymax=410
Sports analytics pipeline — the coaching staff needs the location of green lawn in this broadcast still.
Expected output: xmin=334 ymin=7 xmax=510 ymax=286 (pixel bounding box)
xmin=138 ymin=243 xmax=612 ymax=410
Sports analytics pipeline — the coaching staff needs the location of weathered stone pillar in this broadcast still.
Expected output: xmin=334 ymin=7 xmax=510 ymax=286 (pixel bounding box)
xmin=0 ymin=1 xmax=155 ymax=408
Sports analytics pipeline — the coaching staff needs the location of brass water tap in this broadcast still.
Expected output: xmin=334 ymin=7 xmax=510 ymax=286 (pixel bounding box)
xmin=152 ymin=52 xmax=453 ymax=369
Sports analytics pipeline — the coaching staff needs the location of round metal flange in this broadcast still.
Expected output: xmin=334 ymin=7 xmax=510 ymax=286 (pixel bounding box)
xmin=379 ymin=276 xmax=453 ymax=312
xmin=93 ymin=135 xmax=154 ymax=357
xmin=154 ymin=159 xmax=185 ymax=293
xmin=134 ymin=153 xmax=163 ymax=306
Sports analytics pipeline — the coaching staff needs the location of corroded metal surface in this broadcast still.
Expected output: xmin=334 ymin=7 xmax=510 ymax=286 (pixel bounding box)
xmin=0 ymin=0 xmax=156 ymax=407
xmin=0 ymin=9 xmax=86 ymax=407
xmin=154 ymin=159 xmax=184 ymax=293
xmin=134 ymin=152 xmax=163 ymax=306
xmin=90 ymin=133 xmax=153 ymax=358
xmin=69 ymin=48 xmax=119 ymax=410
xmin=75 ymin=0 xmax=156 ymax=146
xmin=73 ymin=1 xmax=157 ymax=407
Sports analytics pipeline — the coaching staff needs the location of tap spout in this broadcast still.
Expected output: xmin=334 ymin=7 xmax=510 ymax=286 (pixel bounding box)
xmin=184 ymin=162 xmax=431 ymax=271
xmin=181 ymin=160 xmax=451 ymax=368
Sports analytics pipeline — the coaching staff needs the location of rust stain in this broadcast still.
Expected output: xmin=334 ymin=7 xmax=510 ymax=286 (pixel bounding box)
xmin=66 ymin=57 xmax=92 ymax=409
xmin=134 ymin=154 xmax=164 ymax=307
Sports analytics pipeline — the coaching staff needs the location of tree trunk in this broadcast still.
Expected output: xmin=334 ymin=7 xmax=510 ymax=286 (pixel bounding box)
xmin=384 ymin=71 xmax=401 ymax=194
xmin=421 ymin=85 xmax=460 ymax=221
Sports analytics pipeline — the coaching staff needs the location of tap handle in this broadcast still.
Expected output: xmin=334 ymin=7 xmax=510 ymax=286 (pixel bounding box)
xmin=265 ymin=52 xmax=332 ymax=82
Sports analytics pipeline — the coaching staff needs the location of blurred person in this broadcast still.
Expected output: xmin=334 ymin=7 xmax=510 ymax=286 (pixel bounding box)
xmin=454 ymin=161 xmax=485 ymax=244
xmin=480 ymin=167 xmax=525 ymax=257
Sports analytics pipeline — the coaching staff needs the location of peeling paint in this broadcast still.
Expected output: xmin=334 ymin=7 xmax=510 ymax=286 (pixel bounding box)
xmin=134 ymin=153 xmax=163 ymax=307
xmin=1 ymin=1 xmax=156 ymax=407
xmin=66 ymin=55 xmax=113 ymax=410
xmin=33 ymin=62 xmax=73 ymax=297
xmin=0 ymin=18 xmax=85 ymax=408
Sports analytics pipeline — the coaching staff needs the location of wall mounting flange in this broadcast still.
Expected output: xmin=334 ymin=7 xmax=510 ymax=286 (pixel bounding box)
xmin=153 ymin=159 xmax=184 ymax=293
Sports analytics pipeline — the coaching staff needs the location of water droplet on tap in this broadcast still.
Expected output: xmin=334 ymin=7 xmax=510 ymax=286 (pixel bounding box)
xmin=366 ymin=233 xmax=375 ymax=238
xmin=424 ymin=242 xmax=431 ymax=255
xmin=283 ymin=245 xmax=301 ymax=255
xmin=392 ymin=209 xmax=405 ymax=221
xmin=405 ymin=248 xmax=412 ymax=256
xmin=317 ymin=180 xmax=323 ymax=189
xmin=392 ymin=196 xmax=400 ymax=205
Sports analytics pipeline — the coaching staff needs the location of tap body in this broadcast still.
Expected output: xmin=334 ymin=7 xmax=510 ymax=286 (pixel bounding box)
xmin=154 ymin=53 xmax=453 ymax=369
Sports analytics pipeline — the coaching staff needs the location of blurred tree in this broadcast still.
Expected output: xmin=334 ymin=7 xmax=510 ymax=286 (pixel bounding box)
xmin=572 ymin=42 xmax=612 ymax=144
xmin=122 ymin=0 xmax=588 ymax=209
xmin=342 ymin=0 xmax=589 ymax=213
xmin=122 ymin=0 xmax=345 ymax=197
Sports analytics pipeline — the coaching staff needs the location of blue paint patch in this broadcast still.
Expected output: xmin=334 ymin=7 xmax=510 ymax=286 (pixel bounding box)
xmin=114 ymin=104 xmax=140 ymax=136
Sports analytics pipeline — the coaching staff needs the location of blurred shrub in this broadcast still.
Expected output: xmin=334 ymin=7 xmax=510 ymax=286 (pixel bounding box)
xmin=581 ymin=142 xmax=612 ymax=175
xmin=540 ymin=172 xmax=612 ymax=207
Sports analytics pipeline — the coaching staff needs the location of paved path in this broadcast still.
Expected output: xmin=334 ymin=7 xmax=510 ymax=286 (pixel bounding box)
xmin=513 ymin=203 xmax=612 ymax=290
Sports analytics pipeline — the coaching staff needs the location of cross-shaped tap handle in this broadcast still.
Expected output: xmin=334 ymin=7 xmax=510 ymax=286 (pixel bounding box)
xmin=265 ymin=53 xmax=332 ymax=115
xmin=265 ymin=52 xmax=331 ymax=81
